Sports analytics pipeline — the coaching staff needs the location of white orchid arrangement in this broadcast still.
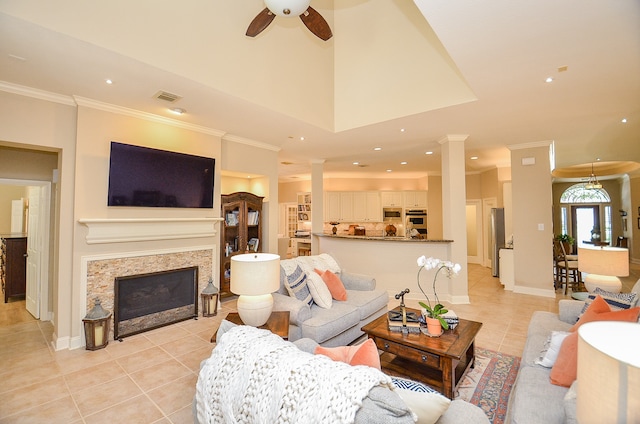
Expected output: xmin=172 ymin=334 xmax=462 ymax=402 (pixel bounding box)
xmin=416 ymin=256 xmax=462 ymax=329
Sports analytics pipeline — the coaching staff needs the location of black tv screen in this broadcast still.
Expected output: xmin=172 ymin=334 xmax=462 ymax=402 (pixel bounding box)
xmin=107 ymin=142 xmax=214 ymax=208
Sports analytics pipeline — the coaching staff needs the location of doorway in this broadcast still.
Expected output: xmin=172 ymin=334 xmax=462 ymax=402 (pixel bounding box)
xmin=0 ymin=179 xmax=51 ymax=321
xmin=571 ymin=205 xmax=600 ymax=246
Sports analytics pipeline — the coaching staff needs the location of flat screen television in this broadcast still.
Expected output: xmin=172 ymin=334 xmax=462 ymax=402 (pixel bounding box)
xmin=107 ymin=142 xmax=215 ymax=208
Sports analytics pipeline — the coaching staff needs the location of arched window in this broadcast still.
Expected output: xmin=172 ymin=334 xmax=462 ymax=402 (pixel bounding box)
xmin=560 ymin=184 xmax=611 ymax=203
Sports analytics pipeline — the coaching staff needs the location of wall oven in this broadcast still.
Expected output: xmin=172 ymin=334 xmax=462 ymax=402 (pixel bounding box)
xmin=405 ymin=209 xmax=428 ymax=235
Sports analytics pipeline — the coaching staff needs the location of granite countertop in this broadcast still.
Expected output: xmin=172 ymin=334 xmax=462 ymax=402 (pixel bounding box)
xmin=314 ymin=233 xmax=453 ymax=243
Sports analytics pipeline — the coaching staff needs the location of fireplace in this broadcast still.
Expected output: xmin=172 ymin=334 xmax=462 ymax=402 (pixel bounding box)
xmin=113 ymin=266 xmax=198 ymax=340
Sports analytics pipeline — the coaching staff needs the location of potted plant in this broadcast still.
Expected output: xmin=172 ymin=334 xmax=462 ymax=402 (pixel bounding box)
xmin=416 ymin=256 xmax=461 ymax=336
xmin=419 ymin=302 xmax=449 ymax=335
xmin=554 ymin=234 xmax=575 ymax=254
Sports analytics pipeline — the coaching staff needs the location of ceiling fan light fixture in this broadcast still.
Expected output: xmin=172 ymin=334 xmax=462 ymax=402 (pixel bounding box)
xmin=264 ymin=0 xmax=311 ymax=17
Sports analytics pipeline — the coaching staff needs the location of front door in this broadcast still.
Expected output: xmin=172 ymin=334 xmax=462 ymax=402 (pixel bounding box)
xmin=571 ymin=205 xmax=600 ymax=247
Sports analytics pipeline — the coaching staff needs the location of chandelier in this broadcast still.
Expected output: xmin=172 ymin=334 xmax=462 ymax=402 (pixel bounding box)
xmin=584 ymin=163 xmax=602 ymax=189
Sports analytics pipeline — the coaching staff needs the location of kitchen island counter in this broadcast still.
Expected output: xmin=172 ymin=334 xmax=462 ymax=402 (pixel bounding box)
xmin=315 ymin=233 xmax=453 ymax=243
xmin=316 ymin=233 xmax=468 ymax=304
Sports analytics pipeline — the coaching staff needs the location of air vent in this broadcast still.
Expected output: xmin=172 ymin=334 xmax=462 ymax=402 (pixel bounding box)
xmin=154 ymin=90 xmax=182 ymax=103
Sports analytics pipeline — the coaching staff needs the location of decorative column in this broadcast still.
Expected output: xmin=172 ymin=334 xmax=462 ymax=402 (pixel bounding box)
xmin=310 ymin=159 xmax=325 ymax=255
xmin=439 ymin=135 xmax=469 ymax=303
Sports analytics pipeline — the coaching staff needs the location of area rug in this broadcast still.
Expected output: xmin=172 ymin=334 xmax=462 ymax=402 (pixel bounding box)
xmin=455 ymin=347 xmax=521 ymax=424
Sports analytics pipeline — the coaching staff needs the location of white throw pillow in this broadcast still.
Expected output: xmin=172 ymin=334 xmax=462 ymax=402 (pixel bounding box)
xmin=302 ymin=264 xmax=333 ymax=308
xmin=535 ymin=331 xmax=570 ymax=367
xmin=395 ymin=388 xmax=451 ymax=424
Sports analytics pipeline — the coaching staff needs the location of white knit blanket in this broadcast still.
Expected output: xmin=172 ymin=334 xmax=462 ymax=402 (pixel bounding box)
xmin=195 ymin=326 xmax=393 ymax=424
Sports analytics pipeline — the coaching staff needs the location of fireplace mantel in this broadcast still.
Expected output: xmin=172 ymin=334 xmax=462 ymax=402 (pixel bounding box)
xmin=78 ymin=218 xmax=224 ymax=244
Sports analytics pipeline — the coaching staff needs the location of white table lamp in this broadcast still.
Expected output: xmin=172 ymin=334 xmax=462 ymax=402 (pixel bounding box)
xmin=577 ymin=246 xmax=628 ymax=293
xmin=577 ymin=321 xmax=640 ymax=423
xmin=230 ymin=253 xmax=280 ymax=327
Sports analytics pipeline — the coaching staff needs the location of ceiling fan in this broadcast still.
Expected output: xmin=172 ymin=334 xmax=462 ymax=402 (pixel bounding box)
xmin=246 ymin=0 xmax=333 ymax=41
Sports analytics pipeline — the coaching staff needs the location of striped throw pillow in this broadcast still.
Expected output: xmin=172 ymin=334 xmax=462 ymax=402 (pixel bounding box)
xmin=580 ymin=287 xmax=637 ymax=315
xmin=284 ymin=265 xmax=314 ymax=306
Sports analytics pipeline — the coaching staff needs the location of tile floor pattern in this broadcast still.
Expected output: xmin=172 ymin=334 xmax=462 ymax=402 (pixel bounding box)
xmin=1 ymin=263 xmax=638 ymax=423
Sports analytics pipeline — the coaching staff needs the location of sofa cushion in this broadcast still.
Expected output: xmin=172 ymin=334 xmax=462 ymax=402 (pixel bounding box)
xmin=549 ymin=332 xmax=579 ymax=387
xmin=301 ymin=302 xmax=360 ymax=343
xmin=509 ymin=366 xmax=568 ymax=423
xmin=342 ymin=289 xmax=389 ymax=321
xmin=283 ymin=265 xmax=314 ymax=306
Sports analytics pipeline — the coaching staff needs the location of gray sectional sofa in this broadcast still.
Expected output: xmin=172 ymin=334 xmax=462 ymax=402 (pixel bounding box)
xmin=506 ymin=279 xmax=640 ymax=423
xmin=273 ymin=254 xmax=389 ymax=347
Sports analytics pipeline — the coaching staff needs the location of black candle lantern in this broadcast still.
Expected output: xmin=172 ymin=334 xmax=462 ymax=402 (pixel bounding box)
xmin=83 ymin=298 xmax=111 ymax=350
xmin=201 ymin=278 xmax=219 ymax=317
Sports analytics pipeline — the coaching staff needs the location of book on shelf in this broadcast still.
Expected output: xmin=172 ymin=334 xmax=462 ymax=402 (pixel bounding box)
xmin=248 ymin=238 xmax=259 ymax=252
xmin=225 ymin=211 xmax=239 ymax=226
xmin=247 ymin=211 xmax=260 ymax=225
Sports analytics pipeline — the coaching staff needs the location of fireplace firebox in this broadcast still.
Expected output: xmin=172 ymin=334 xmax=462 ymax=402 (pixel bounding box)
xmin=114 ymin=266 xmax=198 ymax=340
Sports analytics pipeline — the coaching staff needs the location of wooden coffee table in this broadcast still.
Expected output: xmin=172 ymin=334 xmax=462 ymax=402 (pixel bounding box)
xmin=362 ymin=309 xmax=482 ymax=399
xmin=210 ymin=311 xmax=290 ymax=342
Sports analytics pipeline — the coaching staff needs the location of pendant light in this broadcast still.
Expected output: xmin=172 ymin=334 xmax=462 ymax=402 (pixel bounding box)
xmin=584 ymin=163 xmax=602 ymax=189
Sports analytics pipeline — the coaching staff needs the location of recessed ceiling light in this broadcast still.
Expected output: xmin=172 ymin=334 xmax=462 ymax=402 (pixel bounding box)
xmin=470 ymin=156 xmax=478 ymax=160
xmin=353 ymin=161 xmax=359 ymax=165
xmin=425 ymin=151 xmax=433 ymax=155
xmin=300 ymin=136 xmax=305 ymax=141
xmin=105 ymin=79 xmax=113 ymax=85
xmin=169 ymin=108 xmax=186 ymax=115
xmin=400 ymin=161 xmax=407 ymax=165
xmin=545 ymin=77 xmax=554 ymax=83
xmin=400 ymin=128 xmax=406 ymax=132
xmin=374 ymin=147 xmax=382 ymax=151
xmin=386 ymin=169 xmax=392 ymax=172
xmin=621 ymin=118 xmax=628 ymax=123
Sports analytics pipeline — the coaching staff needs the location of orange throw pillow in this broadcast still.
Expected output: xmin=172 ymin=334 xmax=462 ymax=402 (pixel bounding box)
xmin=550 ymin=297 xmax=640 ymax=387
xmin=549 ymin=331 xmax=578 ymax=387
xmin=569 ymin=295 xmax=611 ymax=331
xmin=314 ymin=338 xmax=381 ymax=369
xmin=314 ymin=269 xmax=347 ymax=301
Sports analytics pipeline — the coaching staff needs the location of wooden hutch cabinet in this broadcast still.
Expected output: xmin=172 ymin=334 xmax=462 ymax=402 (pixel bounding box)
xmin=219 ymin=192 xmax=263 ymax=297
xmin=1 ymin=235 xmax=27 ymax=303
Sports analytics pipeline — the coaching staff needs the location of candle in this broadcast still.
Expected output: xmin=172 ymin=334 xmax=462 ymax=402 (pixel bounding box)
xmin=94 ymin=325 xmax=104 ymax=346
xmin=208 ymin=297 xmax=216 ymax=313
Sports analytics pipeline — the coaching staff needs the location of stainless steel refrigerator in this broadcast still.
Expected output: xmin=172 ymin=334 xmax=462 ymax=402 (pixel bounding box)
xmin=491 ymin=208 xmax=505 ymax=277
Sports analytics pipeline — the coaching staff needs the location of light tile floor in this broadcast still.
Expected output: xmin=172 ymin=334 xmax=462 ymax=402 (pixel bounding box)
xmin=1 ymin=263 xmax=638 ymax=423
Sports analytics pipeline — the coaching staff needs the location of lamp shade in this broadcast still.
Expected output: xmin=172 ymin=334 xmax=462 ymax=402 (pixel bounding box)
xmin=577 ymin=246 xmax=629 ymax=276
xmin=231 ymin=253 xmax=280 ymax=295
xmin=577 ymin=321 xmax=640 ymax=423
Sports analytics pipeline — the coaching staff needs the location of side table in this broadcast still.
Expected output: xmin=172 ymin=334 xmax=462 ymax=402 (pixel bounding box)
xmin=210 ymin=310 xmax=290 ymax=342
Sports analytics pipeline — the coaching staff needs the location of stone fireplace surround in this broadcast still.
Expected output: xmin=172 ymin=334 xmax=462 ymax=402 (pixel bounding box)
xmin=83 ymin=247 xmax=214 ymax=343
xmin=77 ymin=217 xmax=223 ymax=348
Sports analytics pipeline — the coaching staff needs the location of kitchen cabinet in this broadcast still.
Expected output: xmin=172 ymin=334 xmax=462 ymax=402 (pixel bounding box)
xmin=325 ymin=192 xmax=341 ymax=222
xmin=404 ymin=191 xmax=428 ymax=208
xmin=381 ymin=191 xmax=403 ymax=207
xmin=339 ymin=192 xmax=354 ymax=221
xmin=353 ymin=192 xmax=381 ymax=222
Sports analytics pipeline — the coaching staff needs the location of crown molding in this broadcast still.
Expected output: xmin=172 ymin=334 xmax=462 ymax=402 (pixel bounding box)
xmin=0 ymin=81 xmax=76 ymax=106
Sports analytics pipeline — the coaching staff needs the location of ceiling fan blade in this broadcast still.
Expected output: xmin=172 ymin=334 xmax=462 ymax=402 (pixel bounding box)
xmin=246 ymin=8 xmax=276 ymax=37
xmin=299 ymin=6 xmax=333 ymax=41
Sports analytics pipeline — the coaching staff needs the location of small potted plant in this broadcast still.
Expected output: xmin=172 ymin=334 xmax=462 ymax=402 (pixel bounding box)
xmin=419 ymin=302 xmax=449 ymax=335
xmin=416 ymin=256 xmax=461 ymax=336
xmin=554 ymin=234 xmax=575 ymax=254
